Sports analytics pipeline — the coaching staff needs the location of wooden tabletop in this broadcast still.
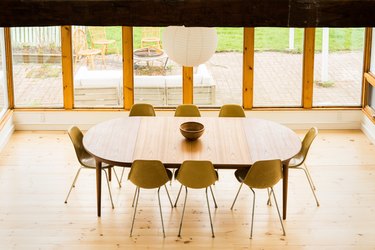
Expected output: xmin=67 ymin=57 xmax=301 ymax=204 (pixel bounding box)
xmin=83 ymin=116 xmax=301 ymax=168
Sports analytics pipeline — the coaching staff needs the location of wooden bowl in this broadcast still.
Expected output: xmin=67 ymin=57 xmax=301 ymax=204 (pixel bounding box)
xmin=179 ymin=122 xmax=205 ymax=141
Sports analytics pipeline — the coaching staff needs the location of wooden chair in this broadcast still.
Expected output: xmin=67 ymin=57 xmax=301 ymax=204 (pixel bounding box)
xmin=87 ymin=26 xmax=119 ymax=66
xmin=141 ymin=27 xmax=162 ymax=49
xmin=73 ymin=28 xmax=101 ymax=69
xmin=128 ymin=160 xmax=173 ymax=237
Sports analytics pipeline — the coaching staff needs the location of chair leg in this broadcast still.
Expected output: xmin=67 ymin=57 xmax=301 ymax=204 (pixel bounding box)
xmin=267 ymin=188 xmax=273 ymax=206
xmin=250 ymin=188 xmax=256 ymax=239
xmin=64 ymin=167 xmax=83 ymax=203
xmin=158 ymin=187 xmax=166 ymax=238
xmin=170 ymin=168 xmax=175 ymax=186
xmin=209 ymin=186 xmax=218 ymax=208
xmin=230 ymin=183 xmax=243 ymax=210
xmin=298 ymin=167 xmax=320 ymax=206
xmin=164 ymin=185 xmax=173 ymax=208
xmin=174 ymin=184 xmax=183 ymax=207
xmin=111 ymin=167 xmax=121 ymax=188
xmin=103 ymin=169 xmax=114 ymax=209
xmin=130 ymin=187 xmax=140 ymax=237
xmin=131 ymin=187 xmax=137 ymax=207
xmin=271 ymin=187 xmax=286 ymax=236
xmin=303 ymin=163 xmax=317 ymax=190
xmin=178 ymin=187 xmax=188 ymax=238
xmin=205 ymin=188 xmax=215 ymax=238
xmin=119 ymin=167 xmax=126 ymax=183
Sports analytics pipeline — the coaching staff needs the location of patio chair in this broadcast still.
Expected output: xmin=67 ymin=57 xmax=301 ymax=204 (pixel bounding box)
xmin=141 ymin=27 xmax=162 ymax=49
xmin=87 ymin=26 xmax=119 ymax=66
xmin=73 ymin=28 xmax=102 ymax=69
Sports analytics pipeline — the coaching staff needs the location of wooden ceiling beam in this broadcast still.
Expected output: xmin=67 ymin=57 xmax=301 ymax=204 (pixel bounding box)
xmin=1 ymin=0 xmax=375 ymax=27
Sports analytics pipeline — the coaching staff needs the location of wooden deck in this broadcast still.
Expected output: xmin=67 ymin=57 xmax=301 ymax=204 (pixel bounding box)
xmin=0 ymin=129 xmax=375 ymax=248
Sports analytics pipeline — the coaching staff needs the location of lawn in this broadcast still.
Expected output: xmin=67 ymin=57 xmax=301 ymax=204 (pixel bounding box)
xmin=101 ymin=27 xmax=365 ymax=54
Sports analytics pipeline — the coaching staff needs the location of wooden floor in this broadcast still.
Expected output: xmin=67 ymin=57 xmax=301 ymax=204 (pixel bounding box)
xmin=1 ymin=130 xmax=375 ymax=249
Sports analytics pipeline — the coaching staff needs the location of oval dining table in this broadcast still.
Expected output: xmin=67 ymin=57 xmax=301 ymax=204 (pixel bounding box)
xmin=83 ymin=116 xmax=301 ymax=219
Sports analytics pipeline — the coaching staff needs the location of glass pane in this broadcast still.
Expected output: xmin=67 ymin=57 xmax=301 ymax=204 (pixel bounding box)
xmin=0 ymin=28 xmax=7 ymax=117
xmin=73 ymin=26 xmax=123 ymax=108
xmin=11 ymin=26 xmax=63 ymax=107
xmin=253 ymin=28 xmax=304 ymax=107
xmin=133 ymin=27 xmax=181 ymax=107
xmin=194 ymin=28 xmax=243 ymax=106
xmin=370 ymin=28 xmax=375 ymax=74
xmin=313 ymin=28 xmax=364 ymax=107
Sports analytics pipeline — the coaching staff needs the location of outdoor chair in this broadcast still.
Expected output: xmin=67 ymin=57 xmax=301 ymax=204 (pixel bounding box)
xmin=64 ymin=126 xmax=121 ymax=209
xmin=141 ymin=27 xmax=162 ymax=49
xmin=73 ymin=28 xmax=102 ymax=69
xmin=128 ymin=160 xmax=173 ymax=237
xmin=231 ymin=159 xmax=286 ymax=239
xmin=88 ymin=26 xmax=119 ymax=66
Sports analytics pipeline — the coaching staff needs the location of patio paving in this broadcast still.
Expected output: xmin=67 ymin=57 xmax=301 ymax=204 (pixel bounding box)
xmin=11 ymin=51 xmax=363 ymax=108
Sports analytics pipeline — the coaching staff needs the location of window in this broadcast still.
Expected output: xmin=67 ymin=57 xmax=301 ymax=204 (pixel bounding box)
xmin=253 ymin=28 xmax=304 ymax=107
xmin=73 ymin=26 xmax=122 ymax=108
xmin=313 ymin=28 xmax=364 ymax=107
xmin=0 ymin=28 xmax=7 ymax=117
xmin=11 ymin=26 xmax=63 ymax=108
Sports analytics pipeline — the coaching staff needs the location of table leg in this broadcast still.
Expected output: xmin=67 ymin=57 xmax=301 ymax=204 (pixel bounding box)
xmin=282 ymin=160 xmax=290 ymax=220
xmin=96 ymin=160 xmax=102 ymax=217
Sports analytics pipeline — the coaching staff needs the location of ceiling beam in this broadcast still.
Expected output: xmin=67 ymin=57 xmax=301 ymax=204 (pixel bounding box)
xmin=1 ymin=0 xmax=375 ymax=27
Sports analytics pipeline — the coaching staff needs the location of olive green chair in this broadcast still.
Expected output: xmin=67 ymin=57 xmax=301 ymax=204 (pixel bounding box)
xmin=64 ymin=126 xmax=121 ymax=209
xmin=174 ymin=104 xmax=201 ymax=117
xmin=129 ymin=103 xmax=156 ymax=117
xmin=289 ymin=127 xmax=320 ymax=206
xmin=218 ymin=104 xmax=246 ymax=117
xmin=174 ymin=160 xmax=218 ymax=238
xmin=128 ymin=160 xmax=173 ymax=238
xmin=231 ymin=159 xmax=285 ymax=239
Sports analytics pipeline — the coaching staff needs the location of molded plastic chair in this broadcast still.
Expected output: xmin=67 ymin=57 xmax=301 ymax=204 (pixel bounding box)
xmin=231 ymin=159 xmax=285 ymax=239
xmin=289 ymin=127 xmax=320 ymax=206
xmin=218 ymin=104 xmax=246 ymax=117
xmin=128 ymin=160 xmax=173 ymax=237
xmin=64 ymin=126 xmax=121 ymax=209
xmin=175 ymin=160 xmax=218 ymax=238
xmin=174 ymin=104 xmax=201 ymax=117
xmin=129 ymin=103 xmax=156 ymax=117
xmin=171 ymin=104 xmax=201 ymax=184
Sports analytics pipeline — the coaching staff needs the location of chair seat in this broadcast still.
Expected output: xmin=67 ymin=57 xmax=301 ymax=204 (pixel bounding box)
xmin=234 ymin=167 xmax=250 ymax=182
xmin=80 ymin=156 xmax=112 ymax=169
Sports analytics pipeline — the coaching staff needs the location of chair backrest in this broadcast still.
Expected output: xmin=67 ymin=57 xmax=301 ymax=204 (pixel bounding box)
xmin=129 ymin=103 xmax=156 ymax=116
xmin=218 ymin=104 xmax=246 ymax=117
xmin=174 ymin=104 xmax=201 ymax=117
xmin=68 ymin=126 xmax=92 ymax=165
xmin=88 ymin=26 xmax=107 ymax=43
xmin=295 ymin=127 xmax=318 ymax=163
xmin=176 ymin=160 xmax=217 ymax=189
xmin=73 ymin=28 xmax=89 ymax=54
xmin=128 ymin=160 xmax=170 ymax=189
xmin=141 ymin=27 xmax=161 ymax=48
xmin=243 ymin=159 xmax=283 ymax=189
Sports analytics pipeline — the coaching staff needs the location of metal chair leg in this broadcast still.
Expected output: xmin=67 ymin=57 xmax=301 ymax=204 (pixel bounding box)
xmin=119 ymin=167 xmax=126 ymax=183
xmin=158 ymin=187 xmax=166 ymax=238
xmin=299 ymin=167 xmax=320 ymax=206
xmin=267 ymin=188 xmax=273 ymax=206
xmin=250 ymin=188 xmax=256 ymax=239
xmin=271 ymin=187 xmax=286 ymax=236
xmin=230 ymin=182 xmax=243 ymax=210
xmin=206 ymin=188 xmax=215 ymax=238
xmin=64 ymin=167 xmax=83 ymax=203
xmin=303 ymin=163 xmax=317 ymax=190
xmin=112 ymin=167 xmax=121 ymax=188
xmin=178 ymin=187 xmax=188 ymax=237
xmin=209 ymin=186 xmax=218 ymax=208
xmin=131 ymin=187 xmax=137 ymax=207
xmin=130 ymin=187 xmax=140 ymax=237
xmin=164 ymin=185 xmax=173 ymax=208
xmin=103 ymin=169 xmax=115 ymax=209
xmin=170 ymin=168 xmax=176 ymax=185
xmin=174 ymin=184 xmax=183 ymax=207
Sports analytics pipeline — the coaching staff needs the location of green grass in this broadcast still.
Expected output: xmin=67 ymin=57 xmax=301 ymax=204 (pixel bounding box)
xmin=101 ymin=27 xmax=365 ymax=54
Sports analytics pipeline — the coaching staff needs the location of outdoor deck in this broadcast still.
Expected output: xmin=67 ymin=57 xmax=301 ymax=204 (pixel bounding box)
xmin=11 ymin=51 xmax=363 ymax=108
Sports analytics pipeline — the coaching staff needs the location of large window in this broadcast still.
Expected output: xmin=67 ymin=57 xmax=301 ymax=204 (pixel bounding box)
xmin=313 ymin=28 xmax=364 ymax=107
xmin=11 ymin=26 xmax=63 ymax=108
xmin=253 ymin=28 xmax=304 ymax=107
xmin=0 ymin=28 xmax=7 ymax=117
xmin=73 ymin=26 xmax=122 ymax=108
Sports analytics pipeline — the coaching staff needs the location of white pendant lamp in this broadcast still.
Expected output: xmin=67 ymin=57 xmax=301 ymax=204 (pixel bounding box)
xmin=162 ymin=26 xmax=218 ymax=67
